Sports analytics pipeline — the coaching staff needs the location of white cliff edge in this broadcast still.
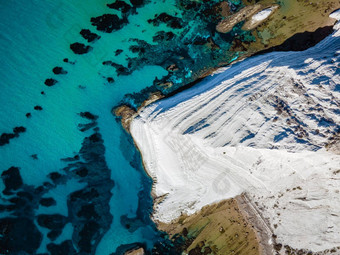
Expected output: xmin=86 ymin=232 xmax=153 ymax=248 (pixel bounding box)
xmin=131 ymin=11 xmax=340 ymax=252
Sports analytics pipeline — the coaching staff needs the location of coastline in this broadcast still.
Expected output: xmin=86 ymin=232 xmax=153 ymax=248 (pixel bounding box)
xmin=3 ymin=0 xmax=340 ymax=254
xmin=125 ymin=14 xmax=340 ymax=254
xmin=117 ymin=0 xmax=340 ymax=113
xmin=115 ymin=5 xmax=340 ymax=255
xmin=114 ymin=14 xmax=339 ymax=207
xmin=154 ymin=193 xmax=281 ymax=255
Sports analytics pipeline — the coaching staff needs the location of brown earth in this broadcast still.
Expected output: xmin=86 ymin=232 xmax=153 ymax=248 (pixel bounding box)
xmin=114 ymin=92 xmax=164 ymax=132
xmin=157 ymin=196 xmax=267 ymax=255
xmin=124 ymin=248 xmax=145 ymax=255
xmin=231 ymin=0 xmax=340 ymax=54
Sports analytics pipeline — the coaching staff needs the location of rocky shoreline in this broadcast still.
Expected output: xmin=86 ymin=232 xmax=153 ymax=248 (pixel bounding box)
xmin=118 ymin=0 xmax=340 ymax=109
xmin=114 ymin=92 xmax=164 ymax=133
xmin=115 ymin=2 xmax=340 ymax=254
xmin=127 ymin=20 xmax=336 ymax=254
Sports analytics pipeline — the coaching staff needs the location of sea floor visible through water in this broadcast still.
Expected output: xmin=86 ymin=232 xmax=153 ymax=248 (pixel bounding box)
xmin=0 ymin=0 xmax=248 ymax=254
xmin=0 ymin=0 xmax=338 ymax=254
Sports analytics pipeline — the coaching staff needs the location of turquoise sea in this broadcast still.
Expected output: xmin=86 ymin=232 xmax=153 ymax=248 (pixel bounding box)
xmin=0 ymin=0 xmax=251 ymax=254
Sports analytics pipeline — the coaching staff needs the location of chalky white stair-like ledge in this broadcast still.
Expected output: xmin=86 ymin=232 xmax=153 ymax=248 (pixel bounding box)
xmin=131 ymin=12 xmax=340 ymax=252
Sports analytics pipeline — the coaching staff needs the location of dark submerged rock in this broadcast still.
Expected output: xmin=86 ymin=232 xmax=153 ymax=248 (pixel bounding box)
xmin=129 ymin=45 xmax=146 ymax=54
xmin=65 ymin=131 xmax=114 ymax=253
xmin=75 ymin=167 xmax=88 ymax=177
xmin=80 ymin=29 xmax=101 ymax=43
xmin=78 ymin=122 xmax=97 ymax=132
xmin=102 ymin=61 xmax=132 ymax=76
xmin=152 ymin=31 xmax=175 ymax=42
xmin=148 ymin=12 xmax=184 ymax=29
xmin=78 ymin=112 xmax=98 ymax=132
xmin=37 ymin=214 xmax=67 ymax=230
xmin=9 ymin=197 xmax=28 ymax=210
xmin=43 ymin=182 xmax=53 ymax=189
xmin=107 ymin=1 xmax=132 ymax=13
xmin=61 ymin=154 xmax=80 ymax=162
xmin=47 ymin=240 xmax=77 ymax=255
xmin=39 ymin=197 xmax=57 ymax=207
xmin=0 ymin=127 xmax=26 ymax=146
xmin=17 ymin=191 xmax=34 ymax=201
xmin=34 ymin=105 xmax=43 ymax=111
xmin=80 ymin=111 xmax=97 ymax=120
xmin=52 ymin=67 xmax=67 ymax=75
xmin=0 ymin=120 xmax=114 ymax=254
xmin=107 ymin=77 xmax=115 ymax=83
xmin=62 ymin=58 xmax=75 ymax=65
xmin=70 ymin=42 xmax=92 ymax=54
xmin=0 ymin=133 xmax=16 ymax=146
xmin=77 ymin=204 xmax=99 ymax=219
xmin=90 ymin=14 xmax=126 ymax=33
xmin=130 ymin=0 xmax=145 ymax=7
xmin=115 ymin=49 xmax=123 ymax=56
xmin=48 ymin=172 xmax=64 ymax=183
xmin=77 ymin=220 xmax=100 ymax=253
xmin=0 ymin=217 xmax=42 ymax=254
xmin=13 ymin=126 xmax=26 ymax=134
xmin=1 ymin=167 xmax=23 ymax=193
xmin=31 ymin=154 xmax=38 ymax=160
xmin=44 ymin=78 xmax=58 ymax=86
xmin=47 ymin=229 xmax=63 ymax=241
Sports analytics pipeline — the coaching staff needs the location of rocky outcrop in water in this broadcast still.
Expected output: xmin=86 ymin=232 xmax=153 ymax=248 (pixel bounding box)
xmin=52 ymin=67 xmax=67 ymax=75
xmin=70 ymin=42 xmax=92 ymax=54
xmin=80 ymin=29 xmax=101 ymax=43
xmin=0 ymin=114 xmax=114 ymax=255
xmin=0 ymin=126 xmax=26 ymax=147
xmin=44 ymin=78 xmax=58 ymax=86
xmin=90 ymin=14 xmax=127 ymax=33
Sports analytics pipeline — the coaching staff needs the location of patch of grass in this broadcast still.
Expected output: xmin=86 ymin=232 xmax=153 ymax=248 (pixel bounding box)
xmin=158 ymin=199 xmax=261 ymax=255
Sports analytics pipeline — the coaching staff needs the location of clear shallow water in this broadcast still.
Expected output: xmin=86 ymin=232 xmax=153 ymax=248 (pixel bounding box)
xmin=0 ymin=0 xmax=250 ymax=254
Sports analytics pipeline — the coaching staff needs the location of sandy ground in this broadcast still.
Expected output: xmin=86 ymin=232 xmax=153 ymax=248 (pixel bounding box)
xmin=227 ymin=0 xmax=340 ymax=55
xmin=158 ymin=197 xmax=263 ymax=255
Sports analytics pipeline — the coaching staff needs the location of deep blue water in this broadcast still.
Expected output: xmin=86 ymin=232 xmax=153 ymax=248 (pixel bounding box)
xmin=0 ymin=0 xmax=252 ymax=254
